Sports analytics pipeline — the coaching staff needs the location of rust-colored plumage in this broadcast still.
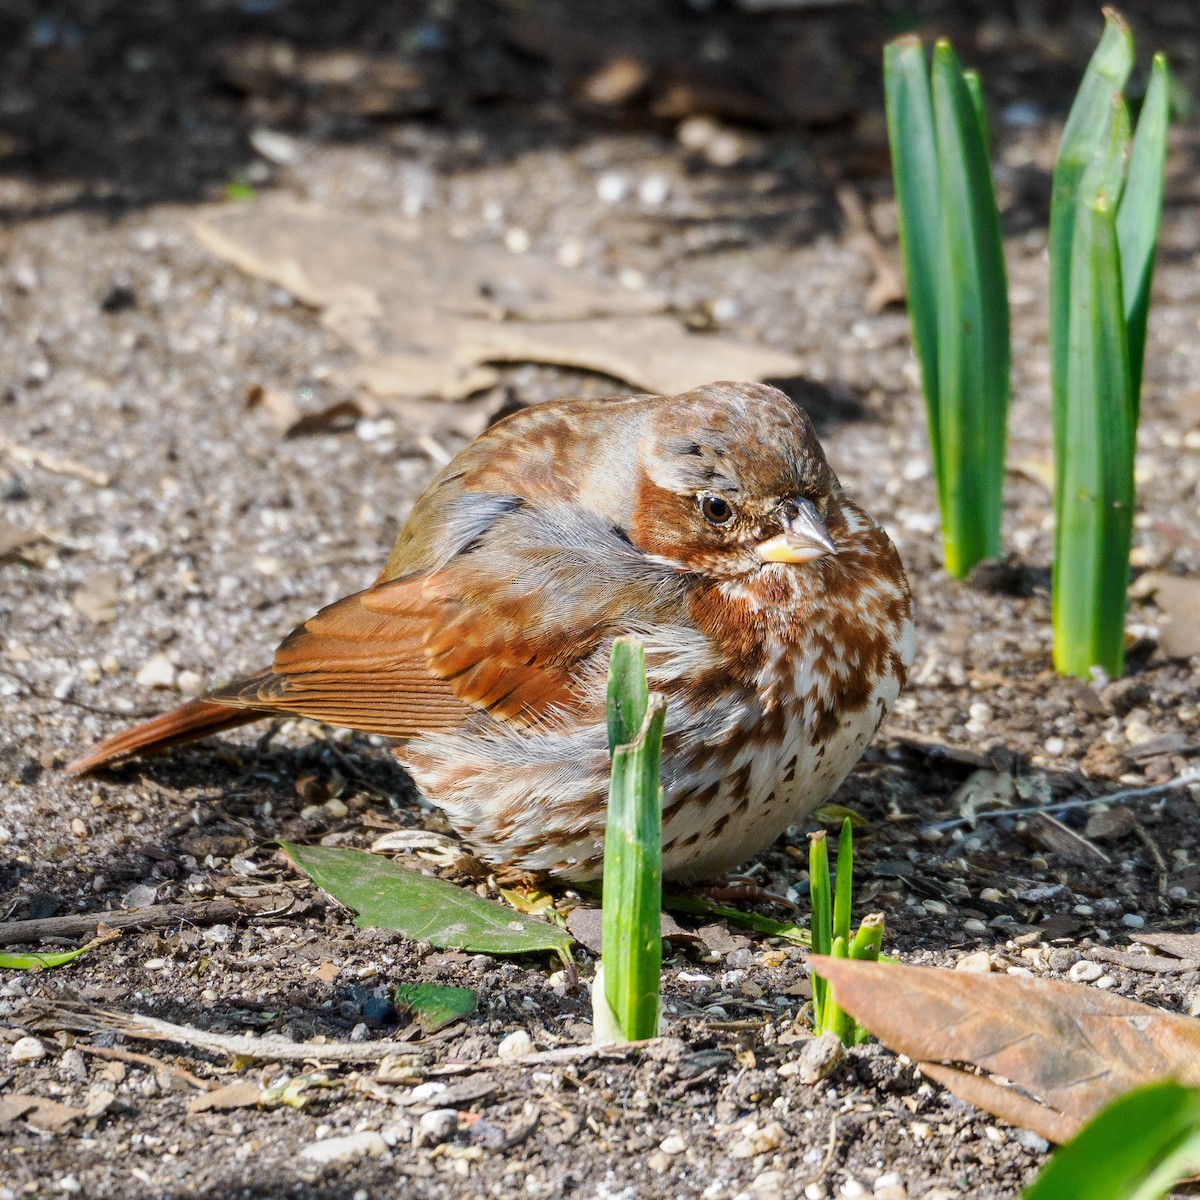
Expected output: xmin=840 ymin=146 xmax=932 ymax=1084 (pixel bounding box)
xmin=69 ymin=382 xmax=914 ymax=882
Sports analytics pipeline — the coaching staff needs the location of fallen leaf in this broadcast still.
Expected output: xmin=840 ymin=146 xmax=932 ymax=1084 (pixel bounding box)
xmin=281 ymin=843 xmax=573 ymax=965
xmin=187 ymin=1080 xmax=264 ymax=1114
xmin=564 ymin=906 xmax=701 ymax=955
xmin=1139 ymin=574 xmax=1200 ymax=660
xmin=1134 ymin=932 xmax=1200 ymax=961
xmin=246 ymin=384 xmax=364 ymax=437
xmin=394 ymin=982 xmax=477 ymax=1032
xmin=71 ymin=572 xmax=121 ymax=625
xmin=194 ymin=202 xmax=803 ymax=403
xmin=0 ymin=1095 xmax=87 ymax=1134
xmin=815 ymin=956 xmax=1200 ymax=1143
xmin=0 ymin=522 xmax=46 ymax=561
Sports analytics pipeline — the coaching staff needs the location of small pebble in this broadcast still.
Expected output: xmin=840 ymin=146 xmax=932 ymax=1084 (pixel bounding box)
xmin=955 ymin=951 xmax=992 ymax=973
xmin=497 ymin=1029 xmax=533 ymax=1059
xmin=1096 ymin=975 xmax=1118 ymax=989
xmin=795 ymin=1031 xmax=843 ymax=1084
xmin=979 ymin=887 xmax=1003 ymax=902
xmin=730 ymin=1119 xmax=785 ymax=1158
xmin=1068 ymin=960 xmax=1103 ymax=983
xmin=415 ymin=1108 xmax=459 ymax=1147
xmin=1043 ymin=736 xmax=1066 ymax=756
xmin=11 ymin=1036 xmax=47 ymax=1062
xmin=57 ymin=1178 xmax=82 ymax=1195
xmin=962 ymin=918 xmax=988 ymax=935
xmin=135 ymin=653 xmax=176 ymax=690
xmin=638 ymin=175 xmax=670 ymax=206
xmin=1121 ymin=912 xmax=1145 ymax=929
xmin=1048 ymin=948 xmax=1079 ymax=971
xmin=596 ymin=172 xmax=630 ymax=204
xmin=176 ymin=669 xmax=204 ymax=695
xmin=751 ymin=1170 xmax=787 ymax=1198
xmin=504 ymin=227 xmax=530 ymax=254
xmin=300 ymin=1131 xmax=388 ymax=1163
xmin=839 ymin=1181 xmax=867 ymax=1198
xmin=659 ymin=1133 xmax=686 ymax=1155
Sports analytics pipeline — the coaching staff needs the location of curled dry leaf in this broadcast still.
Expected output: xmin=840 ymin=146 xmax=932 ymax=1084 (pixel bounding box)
xmin=814 ymin=956 xmax=1200 ymax=1143
xmin=195 ymin=202 xmax=803 ymax=404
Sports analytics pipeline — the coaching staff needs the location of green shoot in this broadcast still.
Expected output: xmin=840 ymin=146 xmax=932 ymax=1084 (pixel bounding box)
xmin=885 ymin=36 xmax=1011 ymax=579
xmin=594 ymin=637 xmax=666 ymax=1045
xmin=1050 ymin=13 xmax=1170 ymax=678
xmin=809 ymin=819 xmax=883 ymax=1045
xmin=1023 ymin=1082 xmax=1200 ymax=1200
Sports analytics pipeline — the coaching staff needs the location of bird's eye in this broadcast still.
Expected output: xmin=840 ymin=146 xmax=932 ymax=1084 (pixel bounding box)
xmin=699 ymin=495 xmax=734 ymax=525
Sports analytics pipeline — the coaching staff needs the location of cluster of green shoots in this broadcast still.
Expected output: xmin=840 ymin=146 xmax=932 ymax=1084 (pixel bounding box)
xmin=808 ymin=820 xmax=882 ymax=1044
xmin=885 ymin=7 xmax=1170 ymax=679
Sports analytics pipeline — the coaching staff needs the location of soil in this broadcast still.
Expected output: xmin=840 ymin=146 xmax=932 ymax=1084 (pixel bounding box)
xmin=2 ymin=2 xmax=1200 ymax=1198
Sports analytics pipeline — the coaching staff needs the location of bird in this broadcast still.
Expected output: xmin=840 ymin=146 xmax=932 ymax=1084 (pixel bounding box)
xmin=69 ymin=381 xmax=914 ymax=883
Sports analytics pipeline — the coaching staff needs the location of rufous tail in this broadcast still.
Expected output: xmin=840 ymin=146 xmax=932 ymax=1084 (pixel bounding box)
xmin=66 ymin=699 xmax=268 ymax=775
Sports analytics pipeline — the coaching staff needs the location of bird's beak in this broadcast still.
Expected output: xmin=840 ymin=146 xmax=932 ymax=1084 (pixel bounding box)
xmin=754 ymin=498 xmax=838 ymax=564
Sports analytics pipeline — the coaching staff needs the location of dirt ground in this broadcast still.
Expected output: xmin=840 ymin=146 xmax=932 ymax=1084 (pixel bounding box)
xmin=2 ymin=2 xmax=1200 ymax=1198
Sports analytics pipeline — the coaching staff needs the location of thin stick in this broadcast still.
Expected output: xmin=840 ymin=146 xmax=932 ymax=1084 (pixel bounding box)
xmin=0 ymin=434 xmax=112 ymax=487
xmin=0 ymin=893 xmax=301 ymax=946
xmin=29 ymin=998 xmax=660 ymax=1072
xmin=922 ymin=770 xmax=1199 ymax=834
xmin=75 ymin=1043 xmax=218 ymax=1091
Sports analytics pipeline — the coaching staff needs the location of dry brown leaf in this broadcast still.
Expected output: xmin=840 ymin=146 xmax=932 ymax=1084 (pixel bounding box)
xmin=563 ymin=907 xmax=700 ymax=954
xmin=186 ymin=1080 xmax=264 ymax=1114
xmin=1134 ymin=931 xmax=1200 ymax=961
xmin=246 ymin=385 xmax=364 ymax=438
xmin=194 ymin=202 xmax=803 ymax=403
xmin=814 ymin=956 xmax=1200 ymax=1143
xmin=0 ymin=522 xmax=46 ymax=561
xmin=1138 ymin=573 xmax=1200 ymax=660
xmin=71 ymin=571 xmax=121 ymax=625
xmin=0 ymin=1094 xmax=88 ymax=1133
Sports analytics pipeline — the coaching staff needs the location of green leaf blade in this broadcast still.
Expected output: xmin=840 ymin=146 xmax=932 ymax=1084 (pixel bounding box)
xmin=281 ymin=843 xmax=574 ymax=963
xmin=1052 ymin=189 xmax=1134 ymax=678
xmin=1023 ymin=1082 xmax=1200 ymax=1200
xmin=1049 ymin=9 xmax=1134 ymax=510
xmin=606 ymin=636 xmax=649 ymax=753
xmin=1116 ymin=52 xmax=1170 ymax=414
xmin=884 ymin=36 xmax=942 ymax=487
xmin=930 ymin=40 xmax=1011 ymax=577
xmin=394 ymin=982 xmax=477 ymax=1032
xmin=601 ymin=689 xmax=666 ymax=1043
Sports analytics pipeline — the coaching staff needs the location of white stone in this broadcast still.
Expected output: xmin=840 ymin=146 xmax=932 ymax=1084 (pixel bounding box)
xmin=497 ymin=1029 xmax=534 ymax=1059
xmin=1068 ymin=960 xmax=1103 ymax=983
xmin=415 ymin=1108 xmax=459 ymax=1146
xmin=300 ymin=1131 xmax=388 ymax=1164
xmin=596 ymin=173 xmax=630 ymax=204
xmin=11 ymin=1036 xmax=47 ymax=1062
xmin=659 ymin=1133 xmax=686 ymax=1155
xmin=135 ymin=653 xmax=176 ymax=690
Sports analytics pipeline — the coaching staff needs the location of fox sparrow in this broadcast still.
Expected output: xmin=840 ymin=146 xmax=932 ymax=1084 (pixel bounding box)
xmin=70 ymin=382 xmax=914 ymax=882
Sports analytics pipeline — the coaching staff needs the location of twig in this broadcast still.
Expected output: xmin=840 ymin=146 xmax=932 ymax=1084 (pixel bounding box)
xmin=0 ymin=893 xmax=301 ymax=946
xmin=27 ymin=998 xmax=661 ymax=1072
xmin=0 ymin=434 xmax=112 ymax=487
xmin=27 ymin=999 xmax=415 ymax=1064
xmin=922 ymin=770 xmax=1200 ymax=834
xmin=76 ymin=1043 xmax=218 ymax=1090
xmin=1087 ymin=945 xmax=1199 ymax=975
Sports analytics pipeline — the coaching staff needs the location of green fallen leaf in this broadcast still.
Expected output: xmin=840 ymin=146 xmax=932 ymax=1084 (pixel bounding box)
xmin=1024 ymin=1082 xmax=1200 ymax=1200
xmin=281 ymin=843 xmax=574 ymax=967
xmin=394 ymin=982 xmax=477 ymax=1032
xmin=0 ymin=946 xmax=91 ymax=971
